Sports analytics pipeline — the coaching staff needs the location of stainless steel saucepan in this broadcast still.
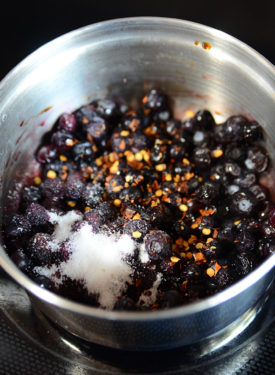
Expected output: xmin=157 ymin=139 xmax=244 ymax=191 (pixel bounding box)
xmin=0 ymin=17 xmax=274 ymax=351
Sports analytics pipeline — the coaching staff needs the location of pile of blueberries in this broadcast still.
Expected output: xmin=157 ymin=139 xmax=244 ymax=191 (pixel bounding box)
xmin=3 ymin=89 xmax=275 ymax=310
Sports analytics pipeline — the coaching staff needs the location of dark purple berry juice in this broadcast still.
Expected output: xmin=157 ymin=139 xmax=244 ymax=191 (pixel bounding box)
xmin=3 ymin=90 xmax=275 ymax=311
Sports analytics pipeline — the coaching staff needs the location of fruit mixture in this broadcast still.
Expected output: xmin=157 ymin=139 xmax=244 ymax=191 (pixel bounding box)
xmin=3 ymin=90 xmax=275 ymax=311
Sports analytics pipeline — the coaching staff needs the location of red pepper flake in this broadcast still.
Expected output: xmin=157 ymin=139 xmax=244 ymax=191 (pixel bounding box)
xmin=194 ymin=252 xmax=206 ymax=263
xmin=202 ymin=41 xmax=212 ymax=50
xmin=199 ymin=208 xmax=216 ymax=216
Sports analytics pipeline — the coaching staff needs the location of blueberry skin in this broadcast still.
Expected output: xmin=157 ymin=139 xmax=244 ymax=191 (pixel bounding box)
xmin=144 ymin=230 xmax=172 ymax=262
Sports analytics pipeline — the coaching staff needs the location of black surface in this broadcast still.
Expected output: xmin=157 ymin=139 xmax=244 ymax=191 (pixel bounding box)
xmin=0 ymin=0 xmax=274 ymax=81
xmin=0 ymin=308 xmax=275 ymax=375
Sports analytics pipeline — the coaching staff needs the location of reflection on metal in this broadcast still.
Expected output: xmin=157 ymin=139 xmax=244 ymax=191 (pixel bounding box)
xmin=1 ymin=270 xmax=275 ymax=374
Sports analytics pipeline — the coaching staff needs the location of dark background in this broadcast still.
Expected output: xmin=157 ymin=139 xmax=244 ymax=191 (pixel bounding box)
xmin=0 ymin=0 xmax=274 ymax=80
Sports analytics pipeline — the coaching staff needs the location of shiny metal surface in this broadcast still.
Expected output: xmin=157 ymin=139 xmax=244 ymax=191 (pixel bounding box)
xmin=1 ymin=269 xmax=275 ymax=374
xmin=0 ymin=17 xmax=274 ymax=350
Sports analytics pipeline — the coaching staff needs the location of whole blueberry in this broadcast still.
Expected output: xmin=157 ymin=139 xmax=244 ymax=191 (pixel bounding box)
xmin=230 ymin=190 xmax=258 ymax=217
xmin=26 ymin=203 xmax=50 ymax=227
xmin=28 ymin=233 xmax=52 ymax=266
xmin=58 ymin=113 xmax=77 ymax=133
xmin=192 ymin=147 xmax=211 ymax=170
xmin=5 ymin=214 xmax=32 ymax=238
xmin=144 ymin=230 xmax=172 ymax=262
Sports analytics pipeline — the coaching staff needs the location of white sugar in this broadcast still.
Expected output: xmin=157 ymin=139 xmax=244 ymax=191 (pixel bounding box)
xmin=49 ymin=210 xmax=82 ymax=243
xmin=60 ymin=224 xmax=135 ymax=309
xmin=34 ymin=264 xmax=62 ymax=286
xmin=139 ymin=242 xmax=149 ymax=263
xmin=138 ymin=273 xmax=162 ymax=307
xmin=36 ymin=215 xmax=136 ymax=309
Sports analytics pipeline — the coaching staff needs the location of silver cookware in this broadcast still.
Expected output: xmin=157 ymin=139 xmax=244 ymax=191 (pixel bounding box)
xmin=0 ymin=17 xmax=274 ymax=351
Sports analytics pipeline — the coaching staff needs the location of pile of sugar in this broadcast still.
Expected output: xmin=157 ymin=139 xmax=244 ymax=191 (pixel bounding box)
xmin=35 ymin=211 xmax=161 ymax=309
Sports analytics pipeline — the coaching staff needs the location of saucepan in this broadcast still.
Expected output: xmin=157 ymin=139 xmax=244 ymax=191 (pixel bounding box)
xmin=0 ymin=17 xmax=274 ymax=351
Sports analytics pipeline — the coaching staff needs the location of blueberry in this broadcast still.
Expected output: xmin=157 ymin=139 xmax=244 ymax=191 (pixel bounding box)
xmin=227 ymin=184 xmax=240 ymax=195
xmin=159 ymin=257 xmax=181 ymax=275
xmin=153 ymin=109 xmax=171 ymax=123
xmin=58 ymin=277 xmax=96 ymax=305
xmin=83 ymin=210 xmax=104 ymax=232
xmin=187 ymin=177 xmax=200 ymax=193
xmin=235 ymin=230 xmax=256 ymax=253
xmin=74 ymin=104 xmax=97 ymax=125
xmin=258 ymin=238 xmax=275 ymax=257
xmin=28 ymin=233 xmax=52 ymax=266
xmin=230 ymin=190 xmax=258 ymax=217
xmin=244 ymin=147 xmax=269 ymax=173
xmin=122 ymin=113 xmax=143 ymax=132
xmin=217 ymin=227 xmax=234 ymax=242
xmin=41 ymin=178 xmax=64 ymax=201
xmin=192 ymin=147 xmax=211 ymax=170
xmin=85 ymin=116 xmax=109 ymax=141
xmin=215 ymin=115 xmax=246 ymax=144
xmin=51 ymin=131 xmax=74 ymax=152
xmin=82 ymin=183 xmax=104 ymax=207
xmin=249 ymin=184 xmax=268 ymax=201
xmin=210 ymin=164 xmax=228 ymax=185
xmin=215 ymin=268 xmax=232 ymax=290
xmin=148 ymin=203 xmax=176 ymax=228
xmin=124 ymin=219 xmax=150 ymax=241
xmin=225 ymin=143 xmax=245 ymax=162
xmin=97 ymin=201 xmax=117 ymax=222
xmin=192 ymin=130 xmax=209 ymax=147
xmin=10 ymin=248 xmax=32 ymax=273
xmin=196 ymin=181 xmax=220 ymax=204
xmin=212 ymin=239 xmax=236 ymax=263
xmin=131 ymin=132 xmax=150 ymax=153
xmin=5 ymin=214 xmax=32 ymax=238
xmin=234 ymin=172 xmax=256 ymax=188
xmin=261 ymin=219 xmax=275 ymax=237
xmin=37 ymin=145 xmax=57 ymax=164
xmin=181 ymin=263 xmax=202 ymax=283
xmin=21 ymin=186 xmax=42 ymax=209
xmin=72 ymin=142 xmax=96 ymax=161
xmin=26 ymin=203 xmax=50 ymax=227
xmin=235 ymin=218 xmax=260 ymax=235
xmin=105 ymin=175 xmax=125 ymax=198
xmin=258 ymin=201 xmax=275 ymax=222
xmin=52 ymin=239 xmax=72 ymax=264
xmin=114 ymin=296 xmax=136 ymax=311
xmin=187 ymin=198 xmax=203 ymax=214
xmin=242 ymin=121 xmax=263 ymax=142
xmin=151 ymin=143 xmax=168 ymax=164
xmin=91 ymin=99 xmax=119 ymax=120
xmin=192 ymin=110 xmax=215 ymax=131
xmin=44 ymin=160 xmax=63 ymax=177
xmin=166 ymin=119 xmax=181 ymax=136
xmin=64 ymin=173 xmax=85 ymax=200
xmin=142 ymin=89 xmax=168 ymax=111
xmin=232 ymin=253 xmax=254 ymax=277
xmin=199 ymin=215 xmax=215 ymax=230
xmin=110 ymin=130 xmax=132 ymax=153
xmin=58 ymin=113 xmax=77 ymax=133
xmin=169 ymin=142 xmax=187 ymax=160
xmin=32 ymin=275 xmax=54 ymax=290
xmin=144 ymin=230 xmax=172 ymax=262
xmin=181 ymin=118 xmax=195 ymax=133
xmin=224 ymin=162 xmax=241 ymax=178
xmin=159 ymin=290 xmax=182 ymax=308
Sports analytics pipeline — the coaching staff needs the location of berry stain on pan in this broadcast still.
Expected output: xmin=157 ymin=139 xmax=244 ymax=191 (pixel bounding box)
xmin=3 ymin=89 xmax=275 ymax=311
